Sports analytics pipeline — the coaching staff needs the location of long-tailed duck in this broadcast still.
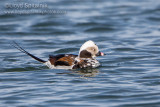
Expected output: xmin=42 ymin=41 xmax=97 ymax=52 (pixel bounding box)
xmin=12 ymin=40 xmax=105 ymax=69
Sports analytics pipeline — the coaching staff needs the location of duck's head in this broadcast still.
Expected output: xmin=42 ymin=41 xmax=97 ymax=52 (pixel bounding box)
xmin=79 ymin=40 xmax=105 ymax=58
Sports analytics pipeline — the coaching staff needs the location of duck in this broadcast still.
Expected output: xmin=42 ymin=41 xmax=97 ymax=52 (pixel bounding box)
xmin=12 ymin=40 xmax=105 ymax=69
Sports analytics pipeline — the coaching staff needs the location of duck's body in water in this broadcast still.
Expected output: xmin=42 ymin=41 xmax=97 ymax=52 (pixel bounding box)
xmin=12 ymin=40 xmax=105 ymax=69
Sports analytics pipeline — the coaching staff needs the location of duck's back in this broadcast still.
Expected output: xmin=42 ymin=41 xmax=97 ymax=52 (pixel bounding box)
xmin=45 ymin=54 xmax=100 ymax=69
xmin=45 ymin=54 xmax=78 ymax=69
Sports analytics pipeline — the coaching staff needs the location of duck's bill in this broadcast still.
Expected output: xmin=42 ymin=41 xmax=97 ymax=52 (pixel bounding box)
xmin=96 ymin=51 xmax=106 ymax=56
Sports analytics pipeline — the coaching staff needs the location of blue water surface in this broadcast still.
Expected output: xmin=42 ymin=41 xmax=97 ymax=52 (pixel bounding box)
xmin=0 ymin=0 xmax=160 ymax=106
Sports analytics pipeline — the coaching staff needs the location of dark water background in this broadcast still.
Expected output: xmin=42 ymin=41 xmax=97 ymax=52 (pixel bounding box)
xmin=0 ymin=0 xmax=160 ymax=106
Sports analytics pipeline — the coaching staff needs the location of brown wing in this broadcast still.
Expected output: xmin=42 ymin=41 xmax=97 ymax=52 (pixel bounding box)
xmin=49 ymin=54 xmax=77 ymax=66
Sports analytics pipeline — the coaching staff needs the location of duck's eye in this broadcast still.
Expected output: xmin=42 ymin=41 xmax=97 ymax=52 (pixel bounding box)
xmin=93 ymin=49 xmax=96 ymax=51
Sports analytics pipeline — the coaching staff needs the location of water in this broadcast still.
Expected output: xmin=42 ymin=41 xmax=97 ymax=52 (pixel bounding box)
xmin=0 ymin=0 xmax=160 ymax=106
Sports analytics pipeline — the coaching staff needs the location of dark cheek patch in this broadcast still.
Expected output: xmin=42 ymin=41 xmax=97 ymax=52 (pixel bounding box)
xmin=79 ymin=50 xmax=92 ymax=58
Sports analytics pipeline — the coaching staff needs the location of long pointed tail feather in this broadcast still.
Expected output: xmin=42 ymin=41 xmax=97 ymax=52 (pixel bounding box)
xmin=11 ymin=41 xmax=46 ymax=63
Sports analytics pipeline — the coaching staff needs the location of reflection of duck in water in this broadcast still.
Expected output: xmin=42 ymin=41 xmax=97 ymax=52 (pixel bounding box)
xmin=76 ymin=68 xmax=100 ymax=77
xmin=12 ymin=40 xmax=105 ymax=69
xmin=57 ymin=69 xmax=100 ymax=78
